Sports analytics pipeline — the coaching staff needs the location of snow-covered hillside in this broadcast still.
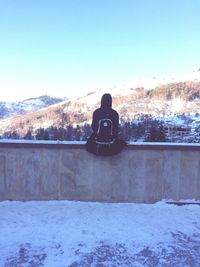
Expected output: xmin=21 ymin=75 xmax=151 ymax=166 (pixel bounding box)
xmin=0 ymin=95 xmax=66 ymax=120
xmin=1 ymin=79 xmax=200 ymax=139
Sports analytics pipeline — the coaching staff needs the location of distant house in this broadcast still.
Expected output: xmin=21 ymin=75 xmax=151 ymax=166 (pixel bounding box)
xmin=164 ymin=123 xmax=191 ymax=137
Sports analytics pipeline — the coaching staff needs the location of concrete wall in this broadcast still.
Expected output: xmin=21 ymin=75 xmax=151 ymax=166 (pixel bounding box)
xmin=0 ymin=140 xmax=200 ymax=203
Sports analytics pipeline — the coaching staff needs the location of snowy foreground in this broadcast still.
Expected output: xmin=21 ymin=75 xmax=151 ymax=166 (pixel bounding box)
xmin=0 ymin=201 xmax=200 ymax=267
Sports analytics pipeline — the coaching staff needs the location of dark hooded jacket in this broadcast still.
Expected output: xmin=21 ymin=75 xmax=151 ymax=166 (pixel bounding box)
xmin=91 ymin=93 xmax=119 ymax=138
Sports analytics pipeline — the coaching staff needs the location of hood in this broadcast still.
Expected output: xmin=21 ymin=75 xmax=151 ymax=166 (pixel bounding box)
xmin=100 ymin=93 xmax=112 ymax=108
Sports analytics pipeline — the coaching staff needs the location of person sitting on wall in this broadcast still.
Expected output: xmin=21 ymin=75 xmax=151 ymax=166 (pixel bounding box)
xmin=86 ymin=93 xmax=127 ymax=156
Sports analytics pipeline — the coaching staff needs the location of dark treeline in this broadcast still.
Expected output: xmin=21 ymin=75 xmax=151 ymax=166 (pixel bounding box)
xmin=119 ymin=119 xmax=166 ymax=142
xmin=1 ymin=118 xmax=166 ymax=142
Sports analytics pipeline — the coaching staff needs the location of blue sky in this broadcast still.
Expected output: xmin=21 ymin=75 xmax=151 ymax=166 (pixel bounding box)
xmin=0 ymin=0 xmax=200 ymax=101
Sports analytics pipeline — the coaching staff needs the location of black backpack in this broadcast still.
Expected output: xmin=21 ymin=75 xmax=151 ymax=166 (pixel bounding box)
xmin=95 ymin=117 xmax=115 ymax=146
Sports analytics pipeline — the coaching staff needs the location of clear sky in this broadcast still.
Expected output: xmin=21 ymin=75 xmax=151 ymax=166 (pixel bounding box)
xmin=0 ymin=0 xmax=200 ymax=101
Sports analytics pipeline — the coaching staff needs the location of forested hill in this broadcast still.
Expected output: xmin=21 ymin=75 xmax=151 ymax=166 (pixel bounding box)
xmin=1 ymin=81 xmax=200 ymax=136
xmin=148 ymin=81 xmax=200 ymax=101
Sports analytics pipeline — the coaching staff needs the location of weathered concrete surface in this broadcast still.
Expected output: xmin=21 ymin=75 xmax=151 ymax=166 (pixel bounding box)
xmin=0 ymin=141 xmax=200 ymax=202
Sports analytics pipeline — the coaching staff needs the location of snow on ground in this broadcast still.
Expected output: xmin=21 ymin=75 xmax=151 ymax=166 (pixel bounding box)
xmin=0 ymin=200 xmax=200 ymax=267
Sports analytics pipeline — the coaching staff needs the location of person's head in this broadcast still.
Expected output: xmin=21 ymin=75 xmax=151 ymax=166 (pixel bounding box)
xmin=101 ymin=93 xmax=112 ymax=108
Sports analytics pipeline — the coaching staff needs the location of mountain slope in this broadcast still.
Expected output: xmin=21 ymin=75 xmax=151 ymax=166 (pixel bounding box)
xmin=0 ymin=95 xmax=67 ymax=120
xmin=1 ymin=81 xmax=200 ymax=136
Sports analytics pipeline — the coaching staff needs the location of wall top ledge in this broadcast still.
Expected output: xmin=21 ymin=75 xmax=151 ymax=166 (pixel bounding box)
xmin=0 ymin=139 xmax=200 ymax=151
